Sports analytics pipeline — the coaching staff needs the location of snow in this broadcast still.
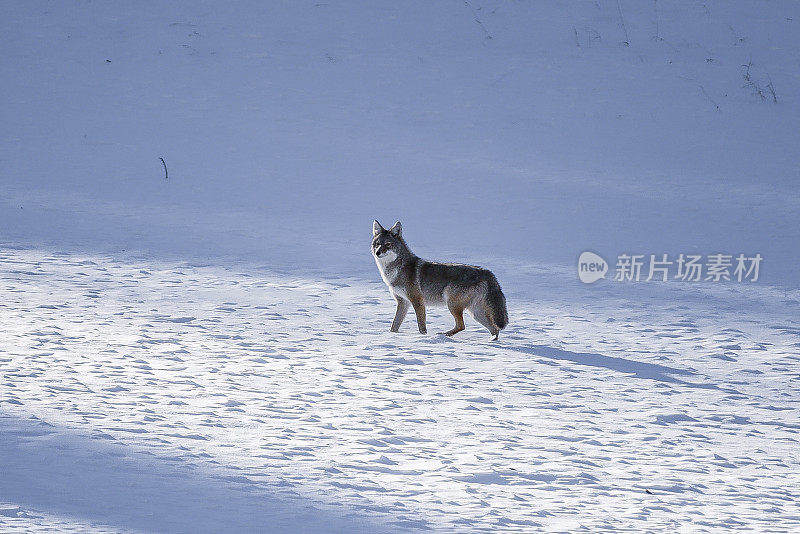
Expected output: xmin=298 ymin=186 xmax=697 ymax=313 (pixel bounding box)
xmin=1 ymin=1 xmax=799 ymax=532
xmin=2 ymin=248 xmax=799 ymax=532
xmin=2 ymin=1 xmax=798 ymax=284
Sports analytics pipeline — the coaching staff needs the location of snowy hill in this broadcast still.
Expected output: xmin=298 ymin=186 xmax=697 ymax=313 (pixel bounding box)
xmin=1 ymin=1 xmax=799 ymax=532
xmin=2 ymin=1 xmax=798 ymax=284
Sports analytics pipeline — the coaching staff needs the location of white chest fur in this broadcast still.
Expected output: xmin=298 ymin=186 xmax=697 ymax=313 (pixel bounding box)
xmin=374 ymin=250 xmax=399 ymax=287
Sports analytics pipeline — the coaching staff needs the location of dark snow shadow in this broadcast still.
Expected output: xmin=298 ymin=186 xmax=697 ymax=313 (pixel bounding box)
xmin=513 ymin=344 xmax=725 ymax=390
xmin=0 ymin=415 xmax=422 ymax=534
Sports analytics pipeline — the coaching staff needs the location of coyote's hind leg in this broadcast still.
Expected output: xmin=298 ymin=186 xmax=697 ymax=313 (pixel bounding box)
xmin=442 ymin=302 xmax=465 ymax=337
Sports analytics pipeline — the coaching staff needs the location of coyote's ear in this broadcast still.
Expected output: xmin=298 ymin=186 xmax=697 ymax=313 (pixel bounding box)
xmin=372 ymin=220 xmax=385 ymax=236
xmin=389 ymin=221 xmax=402 ymax=238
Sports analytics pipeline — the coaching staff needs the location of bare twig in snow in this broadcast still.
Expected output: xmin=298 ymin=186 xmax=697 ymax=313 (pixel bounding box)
xmin=616 ymin=0 xmax=630 ymax=45
xmin=766 ymin=76 xmax=778 ymax=103
xmin=740 ymin=59 xmax=776 ymax=103
xmin=586 ymin=27 xmax=601 ymax=48
xmin=653 ymin=0 xmax=661 ymax=41
xmin=698 ymin=85 xmax=720 ymax=111
xmin=679 ymin=75 xmax=720 ymax=111
xmin=728 ymin=25 xmax=745 ymax=45
xmin=464 ymin=1 xmax=493 ymax=40
xmin=160 ymin=157 xmax=168 ymax=180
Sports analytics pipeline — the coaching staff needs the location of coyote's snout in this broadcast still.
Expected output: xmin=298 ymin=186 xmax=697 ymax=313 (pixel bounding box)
xmin=372 ymin=220 xmax=508 ymax=340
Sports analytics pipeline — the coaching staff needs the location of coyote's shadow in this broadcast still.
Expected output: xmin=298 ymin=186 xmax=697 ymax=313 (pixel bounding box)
xmin=511 ymin=343 xmax=726 ymax=391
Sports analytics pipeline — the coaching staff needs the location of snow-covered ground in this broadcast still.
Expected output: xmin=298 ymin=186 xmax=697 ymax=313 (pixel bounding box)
xmin=2 ymin=248 xmax=799 ymax=532
xmin=2 ymin=1 xmax=799 ymax=532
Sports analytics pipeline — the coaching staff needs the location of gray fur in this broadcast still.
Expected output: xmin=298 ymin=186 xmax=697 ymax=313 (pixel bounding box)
xmin=371 ymin=220 xmax=508 ymax=340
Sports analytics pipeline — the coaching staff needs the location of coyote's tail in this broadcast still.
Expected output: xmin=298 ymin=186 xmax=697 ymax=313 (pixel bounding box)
xmin=486 ymin=275 xmax=508 ymax=330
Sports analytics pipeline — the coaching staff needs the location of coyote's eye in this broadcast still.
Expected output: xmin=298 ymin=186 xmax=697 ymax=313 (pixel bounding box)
xmin=384 ymin=243 xmax=391 ymax=248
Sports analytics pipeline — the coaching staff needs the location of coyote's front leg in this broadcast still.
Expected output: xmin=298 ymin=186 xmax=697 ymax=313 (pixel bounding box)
xmin=409 ymin=295 xmax=427 ymax=334
xmin=391 ymin=297 xmax=410 ymax=332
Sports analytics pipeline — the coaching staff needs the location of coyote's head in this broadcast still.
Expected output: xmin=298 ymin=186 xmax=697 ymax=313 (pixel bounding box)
xmin=371 ymin=220 xmax=405 ymax=260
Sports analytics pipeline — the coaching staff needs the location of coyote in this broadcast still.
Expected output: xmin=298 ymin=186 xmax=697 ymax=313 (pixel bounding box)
xmin=372 ymin=220 xmax=508 ymax=340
